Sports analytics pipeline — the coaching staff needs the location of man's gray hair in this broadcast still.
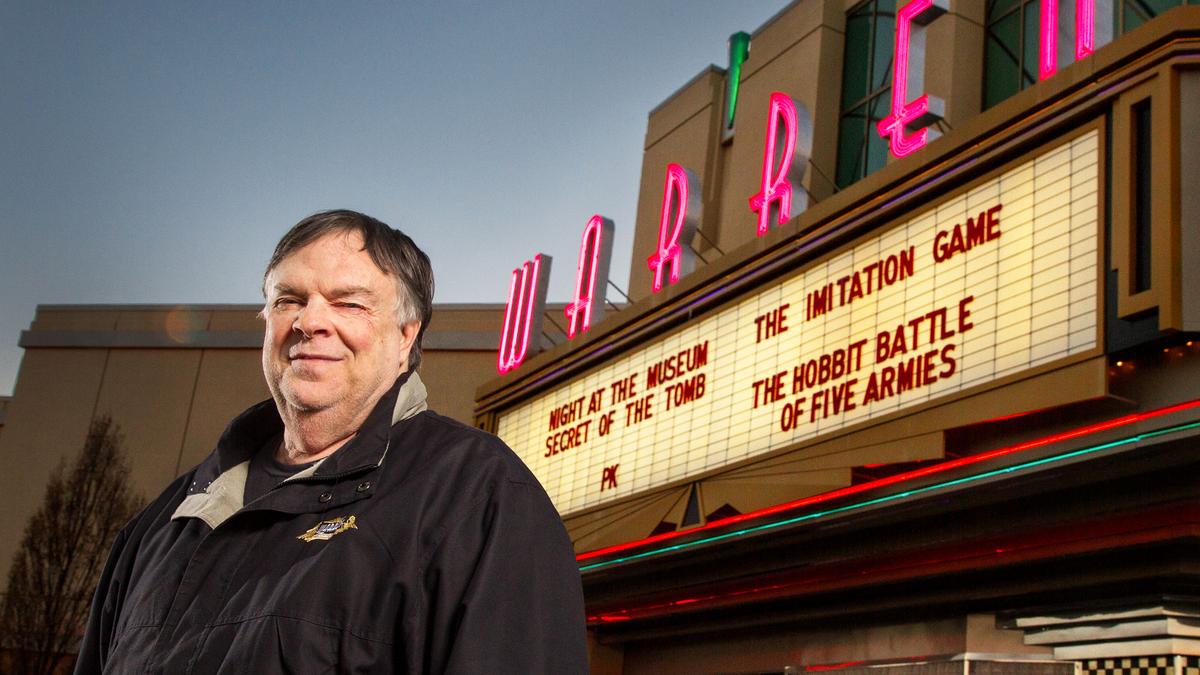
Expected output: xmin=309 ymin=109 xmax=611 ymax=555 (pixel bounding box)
xmin=263 ymin=209 xmax=435 ymax=370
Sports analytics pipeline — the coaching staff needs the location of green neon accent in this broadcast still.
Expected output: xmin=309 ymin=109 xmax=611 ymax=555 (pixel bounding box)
xmin=579 ymin=418 xmax=1200 ymax=572
xmin=724 ymin=32 xmax=751 ymax=131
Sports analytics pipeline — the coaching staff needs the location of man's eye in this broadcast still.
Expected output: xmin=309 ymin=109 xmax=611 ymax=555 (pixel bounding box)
xmin=274 ymin=298 xmax=301 ymax=308
xmin=338 ymin=302 xmax=365 ymax=310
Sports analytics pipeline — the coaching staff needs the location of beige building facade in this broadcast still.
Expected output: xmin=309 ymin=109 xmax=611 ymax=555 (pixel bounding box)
xmin=0 ymin=396 xmax=9 ymax=442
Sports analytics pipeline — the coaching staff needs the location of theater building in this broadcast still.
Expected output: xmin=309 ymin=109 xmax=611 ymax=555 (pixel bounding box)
xmin=476 ymin=1 xmax=1200 ymax=673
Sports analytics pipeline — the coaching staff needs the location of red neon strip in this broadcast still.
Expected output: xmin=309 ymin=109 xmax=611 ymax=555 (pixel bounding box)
xmin=586 ymin=503 xmax=1200 ymax=623
xmin=576 ymin=398 xmax=1200 ymax=563
xmin=807 ymin=662 xmax=868 ymax=672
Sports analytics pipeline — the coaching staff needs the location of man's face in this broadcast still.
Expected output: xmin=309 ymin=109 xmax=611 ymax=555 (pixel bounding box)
xmin=261 ymin=230 xmax=418 ymax=416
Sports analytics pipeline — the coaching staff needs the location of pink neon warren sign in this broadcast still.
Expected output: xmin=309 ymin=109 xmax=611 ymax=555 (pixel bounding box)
xmin=876 ymin=0 xmax=948 ymax=159
xmin=497 ymin=253 xmax=552 ymax=374
xmin=1039 ymin=0 xmax=1111 ymax=80
xmin=565 ymin=214 xmax=614 ymax=338
xmin=748 ymin=92 xmax=811 ymax=237
xmin=647 ymin=163 xmax=701 ymax=293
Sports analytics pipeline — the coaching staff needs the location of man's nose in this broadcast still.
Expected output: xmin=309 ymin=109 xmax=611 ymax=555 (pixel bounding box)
xmin=293 ymin=300 xmax=332 ymax=338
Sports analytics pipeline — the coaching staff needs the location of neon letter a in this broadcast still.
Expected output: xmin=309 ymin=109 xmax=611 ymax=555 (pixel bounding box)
xmin=565 ymin=215 xmax=614 ymax=338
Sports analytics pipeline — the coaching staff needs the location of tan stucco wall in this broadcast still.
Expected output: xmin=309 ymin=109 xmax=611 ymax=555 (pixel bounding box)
xmin=0 ymin=303 xmax=502 ymax=592
xmin=0 ymin=396 xmax=10 ymax=442
xmin=421 ymin=350 xmax=498 ymax=424
xmin=174 ymin=350 xmax=271 ymax=473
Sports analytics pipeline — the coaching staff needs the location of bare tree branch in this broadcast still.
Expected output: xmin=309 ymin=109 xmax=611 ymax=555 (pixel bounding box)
xmin=0 ymin=416 xmax=145 ymax=675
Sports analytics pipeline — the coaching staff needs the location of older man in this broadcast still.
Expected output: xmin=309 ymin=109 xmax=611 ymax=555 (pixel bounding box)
xmin=74 ymin=211 xmax=588 ymax=674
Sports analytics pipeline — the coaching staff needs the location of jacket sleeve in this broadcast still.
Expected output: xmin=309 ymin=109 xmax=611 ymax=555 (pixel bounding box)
xmin=422 ymin=476 xmax=588 ymax=675
xmin=73 ymin=525 xmax=130 ymax=675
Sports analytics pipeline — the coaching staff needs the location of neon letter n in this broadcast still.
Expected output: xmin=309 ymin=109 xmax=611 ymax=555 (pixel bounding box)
xmin=1039 ymin=0 xmax=1113 ymax=80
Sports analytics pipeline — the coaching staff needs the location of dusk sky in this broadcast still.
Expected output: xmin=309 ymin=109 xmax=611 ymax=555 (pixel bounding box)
xmin=0 ymin=1 xmax=792 ymax=396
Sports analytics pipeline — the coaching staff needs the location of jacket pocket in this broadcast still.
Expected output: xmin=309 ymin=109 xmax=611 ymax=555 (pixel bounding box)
xmin=189 ymin=613 xmax=340 ymax=675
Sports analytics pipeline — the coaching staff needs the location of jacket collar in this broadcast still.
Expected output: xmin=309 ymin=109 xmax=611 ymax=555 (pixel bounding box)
xmin=175 ymin=371 xmax=428 ymax=528
xmin=211 ymin=369 xmax=426 ymax=477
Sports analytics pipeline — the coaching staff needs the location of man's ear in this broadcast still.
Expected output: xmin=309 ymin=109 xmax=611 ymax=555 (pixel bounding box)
xmin=398 ymin=321 xmax=421 ymax=369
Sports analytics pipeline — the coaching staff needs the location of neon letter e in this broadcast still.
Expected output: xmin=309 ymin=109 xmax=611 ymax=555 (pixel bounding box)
xmin=876 ymin=0 xmax=948 ymax=159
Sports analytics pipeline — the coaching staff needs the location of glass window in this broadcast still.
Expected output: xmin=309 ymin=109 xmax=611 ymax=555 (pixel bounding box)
xmin=835 ymin=0 xmax=897 ymax=190
xmin=1133 ymin=99 xmax=1152 ymax=293
xmin=1120 ymin=0 xmax=1196 ymax=32
xmin=983 ymin=0 xmax=1039 ymax=110
xmin=984 ymin=0 xmax=1199 ymax=109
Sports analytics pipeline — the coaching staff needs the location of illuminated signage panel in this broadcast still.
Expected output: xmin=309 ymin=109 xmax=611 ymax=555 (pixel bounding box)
xmin=497 ymin=131 xmax=1100 ymax=515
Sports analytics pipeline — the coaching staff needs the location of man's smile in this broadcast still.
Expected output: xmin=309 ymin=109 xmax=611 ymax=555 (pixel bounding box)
xmin=288 ymin=351 xmax=342 ymax=362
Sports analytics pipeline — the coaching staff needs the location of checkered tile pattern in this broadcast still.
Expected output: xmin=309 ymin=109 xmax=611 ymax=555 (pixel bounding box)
xmin=1082 ymin=656 xmax=1200 ymax=675
xmin=1187 ymin=656 xmax=1200 ymax=675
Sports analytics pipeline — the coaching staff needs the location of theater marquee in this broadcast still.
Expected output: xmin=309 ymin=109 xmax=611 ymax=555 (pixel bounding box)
xmin=497 ymin=130 xmax=1101 ymax=515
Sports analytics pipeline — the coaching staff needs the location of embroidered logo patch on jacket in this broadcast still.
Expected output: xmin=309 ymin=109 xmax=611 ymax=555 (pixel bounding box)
xmin=297 ymin=515 xmax=358 ymax=542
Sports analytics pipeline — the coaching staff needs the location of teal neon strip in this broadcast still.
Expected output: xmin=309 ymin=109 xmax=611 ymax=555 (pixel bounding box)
xmin=724 ymin=32 xmax=751 ymax=131
xmin=579 ymin=419 xmax=1200 ymax=572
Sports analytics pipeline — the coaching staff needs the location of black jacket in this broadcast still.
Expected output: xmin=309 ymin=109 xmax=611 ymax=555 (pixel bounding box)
xmin=74 ymin=372 xmax=588 ymax=674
